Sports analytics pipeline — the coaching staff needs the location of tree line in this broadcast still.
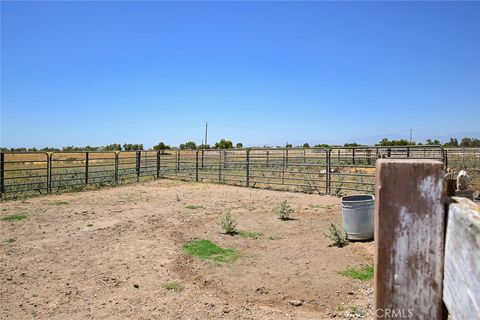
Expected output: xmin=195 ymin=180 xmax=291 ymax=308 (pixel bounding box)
xmin=2 ymin=137 xmax=479 ymax=152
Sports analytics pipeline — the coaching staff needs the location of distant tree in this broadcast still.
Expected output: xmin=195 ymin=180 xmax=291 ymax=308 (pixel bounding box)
xmin=425 ymin=139 xmax=441 ymax=145
xmin=344 ymin=142 xmax=361 ymax=147
xmin=153 ymin=142 xmax=170 ymax=150
xmin=214 ymin=139 xmax=233 ymax=149
xmin=198 ymin=144 xmax=211 ymax=149
xmin=123 ymin=143 xmax=143 ymax=151
xmin=236 ymin=142 xmax=244 ymax=149
xmin=303 ymin=143 xmax=310 ymax=148
xmin=285 ymin=143 xmax=292 ymax=148
xmin=443 ymin=138 xmax=459 ymax=148
xmin=179 ymin=141 xmax=197 ymax=150
xmin=314 ymin=143 xmax=330 ymax=148
xmin=103 ymin=143 xmax=122 ymax=151
xmin=377 ymin=138 xmax=416 ymax=146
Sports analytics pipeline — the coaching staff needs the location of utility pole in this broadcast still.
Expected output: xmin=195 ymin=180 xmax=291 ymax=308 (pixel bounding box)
xmin=204 ymin=122 xmax=208 ymax=148
xmin=409 ymin=129 xmax=413 ymax=144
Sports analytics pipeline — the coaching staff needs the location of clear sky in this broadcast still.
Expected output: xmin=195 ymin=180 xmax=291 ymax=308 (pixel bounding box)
xmin=1 ymin=1 xmax=479 ymax=148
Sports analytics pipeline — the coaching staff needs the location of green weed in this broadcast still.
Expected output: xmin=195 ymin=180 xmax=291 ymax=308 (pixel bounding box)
xmin=1 ymin=214 xmax=27 ymax=221
xmin=238 ymin=230 xmax=263 ymax=239
xmin=6 ymin=238 xmax=16 ymax=243
xmin=185 ymin=205 xmax=203 ymax=210
xmin=182 ymin=239 xmax=238 ymax=263
xmin=51 ymin=201 xmax=70 ymax=205
xmin=338 ymin=264 xmax=374 ymax=281
xmin=162 ymin=281 xmax=184 ymax=291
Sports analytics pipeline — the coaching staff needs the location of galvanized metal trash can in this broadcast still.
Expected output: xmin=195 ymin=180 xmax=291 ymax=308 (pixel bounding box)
xmin=341 ymin=194 xmax=375 ymax=240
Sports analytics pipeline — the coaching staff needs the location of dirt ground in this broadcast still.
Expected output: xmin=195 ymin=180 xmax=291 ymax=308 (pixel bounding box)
xmin=1 ymin=180 xmax=374 ymax=320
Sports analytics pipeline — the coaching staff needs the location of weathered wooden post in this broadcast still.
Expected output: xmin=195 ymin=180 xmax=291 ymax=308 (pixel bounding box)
xmin=375 ymin=159 xmax=445 ymax=319
xmin=443 ymin=198 xmax=480 ymax=319
xmin=156 ymin=151 xmax=161 ymax=179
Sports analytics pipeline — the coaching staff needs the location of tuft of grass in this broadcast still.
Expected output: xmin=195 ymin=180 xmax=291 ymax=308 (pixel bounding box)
xmin=238 ymin=230 xmax=263 ymax=239
xmin=338 ymin=264 xmax=374 ymax=281
xmin=219 ymin=211 xmax=238 ymax=235
xmin=182 ymin=239 xmax=238 ymax=263
xmin=32 ymin=294 xmax=39 ymax=298
xmin=162 ymin=281 xmax=184 ymax=291
xmin=309 ymin=204 xmax=335 ymax=210
xmin=6 ymin=238 xmax=16 ymax=243
xmin=52 ymin=201 xmax=70 ymax=206
xmin=323 ymin=223 xmax=349 ymax=247
xmin=87 ymin=223 xmax=94 ymax=227
xmin=185 ymin=205 xmax=203 ymax=210
xmin=274 ymin=200 xmax=294 ymax=220
xmin=1 ymin=214 xmax=27 ymax=222
xmin=267 ymin=236 xmax=282 ymax=240
xmin=1 ymin=208 xmax=8 ymax=211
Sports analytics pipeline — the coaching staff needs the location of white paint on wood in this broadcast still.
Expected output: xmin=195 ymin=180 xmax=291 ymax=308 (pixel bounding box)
xmin=443 ymin=197 xmax=480 ymax=320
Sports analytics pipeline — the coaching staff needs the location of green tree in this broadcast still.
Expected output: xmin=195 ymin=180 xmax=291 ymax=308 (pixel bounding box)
xmin=180 ymin=141 xmax=197 ymax=150
xmin=303 ymin=143 xmax=310 ymax=148
xmin=236 ymin=142 xmax=243 ymax=149
xmin=214 ymin=139 xmax=233 ymax=149
xmin=153 ymin=142 xmax=170 ymax=150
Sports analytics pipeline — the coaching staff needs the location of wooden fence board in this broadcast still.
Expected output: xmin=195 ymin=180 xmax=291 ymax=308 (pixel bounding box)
xmin=443 ymin=197 xmax=480 ymax=320
xmin=375 ymin=160 xmax=445 ymax=319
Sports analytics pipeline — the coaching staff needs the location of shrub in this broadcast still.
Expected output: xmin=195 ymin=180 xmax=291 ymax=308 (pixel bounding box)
xmin=338 ymin=264 xmax=374 ymax=281
xmin=274 ymin=200 xmax=294 ymax=220
xmin=323 ymin=223 xmax=349 ymax=247
xmin=219 ymin=211 xmax=237 ymax=235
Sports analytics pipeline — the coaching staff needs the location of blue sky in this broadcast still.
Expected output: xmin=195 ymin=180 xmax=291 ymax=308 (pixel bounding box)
xmin=1 ymin=1 xmax=479 ymax=148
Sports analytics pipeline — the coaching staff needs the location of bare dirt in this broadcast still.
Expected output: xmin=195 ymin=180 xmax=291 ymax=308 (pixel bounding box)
xmin=1 ymin=180 xmax=374 ymax=319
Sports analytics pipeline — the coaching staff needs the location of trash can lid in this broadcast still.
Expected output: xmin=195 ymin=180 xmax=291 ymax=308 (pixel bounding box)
xmin=341 ymin=194 xmax=375 ymax=202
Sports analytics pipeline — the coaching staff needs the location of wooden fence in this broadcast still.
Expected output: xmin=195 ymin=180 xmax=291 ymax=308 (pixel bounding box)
xmin=374 ymin=159 xmax=479 ymax=319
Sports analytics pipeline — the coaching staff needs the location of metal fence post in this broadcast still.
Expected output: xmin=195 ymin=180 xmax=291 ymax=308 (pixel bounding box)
xmin=177 ymin=150 xmax=180 ymax=172
xmin=218 ymin=150 xmax=222 ymax=183
xmin=352 ymin=148 xmax=355 ymax=165
xmin=246 ymin=149 xmax=250 ymax=187
xmin=136 ymin=151 xmax=140 ymax=181
xmin=0 ymin=153 xmax=4 ymax=198
xmin=195 ymin=151 xmax=199 ymax=182
xmin=156 ymin=151 xmax=161 ymax=179
xmin=115 ymin=152 xmax=119 ymax=185
xmin=47 ymin=153 xmax=52 ymax=193
xmin=282 ymin=149 xmax=286 ymax=184
xmin=326 ymin=149 xmax=331 ymax=194
xmin=85 ymin=152 xmax=89 ymax=185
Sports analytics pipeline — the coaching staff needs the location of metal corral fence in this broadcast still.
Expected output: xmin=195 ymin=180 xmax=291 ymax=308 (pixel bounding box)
xmin=0 ymin=146 xmax=448 ymax=199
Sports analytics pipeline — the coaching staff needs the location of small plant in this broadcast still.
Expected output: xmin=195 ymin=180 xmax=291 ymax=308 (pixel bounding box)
xmin=219 ymin=211 xmax=238 ymax=235
xmin=274 ymin=200 xmax=294 ymax=220
xmin=1 ymin=214 xmax=27 ymax=222
xmin=162 ymin=281 xmax=184 ymax=292
xmin=185 ymin=204 xmax=203 ymax=210
xmin=237 ymin=230 xmax=263 ymax=239
xmin=323 ymin=223 xmax=349 ymax=247
xmin=338 ymin=264 xmax=374 ymax=281
xmin=32 ymin=294 xmax=39 ymax=298
xmin=182 ymin=239 xmax=238 ymax=263
xmin=176 ymin=195 xmax=181 ymax=202
xmin=6 ymin=238 xmax=16 ymax=243
xmin=267 ymin=236 xmax=282 ymax=240
xmin=87 ymin=223 xmax=94 ymax=227
xmin=52 ymin=201 xmax=70 ymax=206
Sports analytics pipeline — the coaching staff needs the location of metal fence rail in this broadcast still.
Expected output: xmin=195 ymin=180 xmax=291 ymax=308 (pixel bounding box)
xmin=0 ymin=146 xmax=448 ymax=199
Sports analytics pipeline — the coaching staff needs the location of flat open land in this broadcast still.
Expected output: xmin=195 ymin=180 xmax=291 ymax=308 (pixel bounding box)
xmin=1 ymin=180 xmax=374 ymax=319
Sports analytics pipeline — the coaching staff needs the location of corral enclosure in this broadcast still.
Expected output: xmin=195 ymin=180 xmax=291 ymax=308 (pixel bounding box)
xmin=1 ymin=179 xmax=375 ymax=319
xmin=2 ymin=145 xmax=472 ymax=199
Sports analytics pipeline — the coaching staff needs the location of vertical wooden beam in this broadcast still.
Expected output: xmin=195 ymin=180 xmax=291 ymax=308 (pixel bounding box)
xmin=443 ymin=198 xmax=480 ymax=319
xmin=114 ymin=152 xmax=119 ymax=185
xmin=156 ymin=151 xmax=161 ymax=179
xmin=375 ymin=159 xmax=445 ymax=319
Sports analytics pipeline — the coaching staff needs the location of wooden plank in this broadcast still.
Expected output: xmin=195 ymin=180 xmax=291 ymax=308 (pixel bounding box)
xmin=443 ymin=197 xmax=480 ymax=319
xmin=375 ymin=159 xmax=445 ymax=319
